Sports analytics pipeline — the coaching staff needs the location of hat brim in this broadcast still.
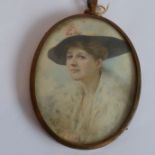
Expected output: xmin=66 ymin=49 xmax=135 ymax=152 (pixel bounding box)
xmin=48 ymin=35 xmax=130 ymax=65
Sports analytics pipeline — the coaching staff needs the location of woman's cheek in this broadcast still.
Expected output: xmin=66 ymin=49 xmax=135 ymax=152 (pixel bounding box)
xmin=79 ymin=61 xmax=89 ymax=69
xmin=82 ymin=63 xmax=91 ymax=74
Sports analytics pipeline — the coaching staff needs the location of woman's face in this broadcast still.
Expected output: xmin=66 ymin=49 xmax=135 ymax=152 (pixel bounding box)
xmin=66 ymin=47 xmax=102 ymax=81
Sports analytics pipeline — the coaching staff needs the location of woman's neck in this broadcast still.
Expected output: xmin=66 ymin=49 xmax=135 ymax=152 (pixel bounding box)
xmin=79 ymin=72 xmax=101 ymax=96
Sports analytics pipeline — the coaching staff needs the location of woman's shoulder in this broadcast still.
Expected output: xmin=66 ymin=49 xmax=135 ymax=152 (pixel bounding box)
xmin=39 ymin=81 xmax=80 ymax=126
xmin=44 ymin=80 xmax=82 ymax=109
xmin=95 ymin=70 xmax=132 ymax=110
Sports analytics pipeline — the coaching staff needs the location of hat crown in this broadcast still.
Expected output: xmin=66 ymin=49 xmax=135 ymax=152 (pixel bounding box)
xmin=48 ymin=35 xmax=129 ymax=65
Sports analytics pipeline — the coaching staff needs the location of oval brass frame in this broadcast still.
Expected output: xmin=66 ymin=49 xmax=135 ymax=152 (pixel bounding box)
xmin=30 ymin=14 xmax=141 ymax=149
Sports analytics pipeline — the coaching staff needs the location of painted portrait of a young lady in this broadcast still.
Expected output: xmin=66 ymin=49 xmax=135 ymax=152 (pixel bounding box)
xmin=33 ymin=17 xmax=137 ymax=146
xmin=34 ymin=34 xmax=134 ymax=144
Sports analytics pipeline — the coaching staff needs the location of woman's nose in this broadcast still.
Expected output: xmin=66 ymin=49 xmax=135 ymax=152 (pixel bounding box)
xmin=70 ymin=57 xmax=77 ymax=66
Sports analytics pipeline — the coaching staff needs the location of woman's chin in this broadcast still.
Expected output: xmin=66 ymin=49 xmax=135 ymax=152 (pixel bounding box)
xmin=70 ymin=74 xmax=82 ymax=81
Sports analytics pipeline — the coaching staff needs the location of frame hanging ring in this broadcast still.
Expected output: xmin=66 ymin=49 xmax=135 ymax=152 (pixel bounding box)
xmin=85 ymin=0 xmax=109 ymax=16
xmin=96 ymin=4 xmax=109 ymax=15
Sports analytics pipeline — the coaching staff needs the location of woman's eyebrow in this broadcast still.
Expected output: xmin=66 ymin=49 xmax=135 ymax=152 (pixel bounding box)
xmin=77 ymin=51 xmax=88 ymax=56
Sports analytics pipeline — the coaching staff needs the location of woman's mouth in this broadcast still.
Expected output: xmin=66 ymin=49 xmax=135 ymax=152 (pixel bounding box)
xmin=70 ymin=69 xmax=80 ymax=73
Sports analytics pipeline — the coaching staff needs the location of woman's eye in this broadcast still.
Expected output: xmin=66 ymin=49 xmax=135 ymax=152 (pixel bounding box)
xmin=67 ymin=55 xmax=73 ymax=59
xmin=78 ymin=55 xmax=86 ymax=59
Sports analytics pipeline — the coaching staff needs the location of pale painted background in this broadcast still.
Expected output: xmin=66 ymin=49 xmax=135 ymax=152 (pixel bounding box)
xmin=0 ymin=0 xmax=154 ymax=154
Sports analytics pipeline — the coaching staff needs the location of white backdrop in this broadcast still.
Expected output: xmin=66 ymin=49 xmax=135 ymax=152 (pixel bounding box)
xmin=0 ymin=0 xmax=155 ymax=154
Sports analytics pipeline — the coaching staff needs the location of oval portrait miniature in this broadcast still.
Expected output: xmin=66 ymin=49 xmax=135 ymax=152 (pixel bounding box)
xmin=30 ymin=15 xmax=141 ymax=149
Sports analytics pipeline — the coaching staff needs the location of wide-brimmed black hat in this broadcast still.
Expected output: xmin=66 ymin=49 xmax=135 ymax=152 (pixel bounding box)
xmin=48 ymin=35 xmax=130 ymax=65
